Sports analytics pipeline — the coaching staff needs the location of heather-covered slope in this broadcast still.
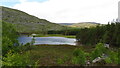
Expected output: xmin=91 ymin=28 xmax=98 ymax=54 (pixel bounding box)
xmin=1 ymin=6 xmax=65 ymax=33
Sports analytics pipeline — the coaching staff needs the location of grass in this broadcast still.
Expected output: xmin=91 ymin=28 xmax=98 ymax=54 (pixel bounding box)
xmin=22 ymin=44 xmax=118 ymax=66
xmin=26 ymin=44 xmax=94 ymax=66
xmin=32 ymin=34 xmax=76 ymax=38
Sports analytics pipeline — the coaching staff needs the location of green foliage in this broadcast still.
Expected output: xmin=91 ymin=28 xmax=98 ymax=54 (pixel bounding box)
xmin=71 ymin=43 xmax=119 ymax=65
xmin=24 ymin=43 xmax=31 ymax=46
xmin=0 ymin=21 xmax=1 ymax=50
xmin=48 ymin=28 xmax=81 ymax=35
xmin=31 ymin=37 xmax=35 ymax=45
xmin=73 ymin=48 xmax=82 ymax=57
xmin=95 ymin=43 xmax=107 ymax=53
xmin=57 ymin=56 xmax=70 ymax=65
xmin=0 ymin=56 xmax=2 ymax=67
xmin=33 ymin=60 xmax=39 ymax=68
xmin=76 ymin=22 xmax=120 ymax=47
xmin=2 ymin=21 xmax=19 ymax=55
xmin=84 ymin=53 xmax=89 ymax=57
xmin=105 ymin=57 xmax=112 ymax=64
xmin=72 ymin=48 xmax=86 ymax=65
xmin=90 ymin=43 xmax=107 ymax=60
xmin=76 ymin=28 xmax=90 ymax=44
xmin=2 ymin=21 xmax=35 ymax=66
xmin=63 ymin=55 xmax=70 ymax=62
xmin=20 ymin=43 xmax=35 ymax=52
xmin=89 ymin=43 xmax=119 ymax=64
xmin=118 ymin=48 xmax=120 ymax=65
xmin=2 ymin=51 xmax=31 ymax=66
xmin=2 ymin=36 xmax=13 ymax=54
xmin=57 ymin=58 xmax=64 ymax=64
xmin=71 ymin=57 xmax=80 ymax=64
xmin=108 ymin=51 xmax=118 ymax=64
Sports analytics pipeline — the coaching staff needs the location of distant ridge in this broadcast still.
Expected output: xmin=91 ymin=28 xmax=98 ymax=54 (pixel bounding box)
xmin=78 ymin=22 xmax=100 ymax=24
xmin=58 ymin=22 xmax=100 ymax=28
xmin=69 ymin=22 xmax=100 ymax=28
xmin=58 ymin=23 xmax=74 ymax=25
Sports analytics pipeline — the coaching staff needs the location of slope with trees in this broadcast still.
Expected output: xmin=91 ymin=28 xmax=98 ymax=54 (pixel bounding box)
xmin=76 ymin=22 xmax=120 ymax=47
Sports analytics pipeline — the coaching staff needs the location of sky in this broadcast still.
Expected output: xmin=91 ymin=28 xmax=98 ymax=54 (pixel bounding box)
xmin=0 ymin=0 xmax=120 ymax=24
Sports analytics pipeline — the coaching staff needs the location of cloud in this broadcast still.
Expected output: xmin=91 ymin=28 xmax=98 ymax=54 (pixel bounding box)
xmin=12 ymin=0 xmax=119 ymax=24
xmin=19 ymin=0 xmax=27 ymax=3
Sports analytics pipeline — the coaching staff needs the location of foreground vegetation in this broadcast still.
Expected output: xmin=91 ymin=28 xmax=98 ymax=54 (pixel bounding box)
xmin=15 ymin=43 xmax=119 ymax=66
xmin=2 ymin=21 xmax=34 ymax=67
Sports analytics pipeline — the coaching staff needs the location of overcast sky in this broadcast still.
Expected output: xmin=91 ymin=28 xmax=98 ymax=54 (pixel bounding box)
xmin=1 ymin=0 xmax=119 ymax=24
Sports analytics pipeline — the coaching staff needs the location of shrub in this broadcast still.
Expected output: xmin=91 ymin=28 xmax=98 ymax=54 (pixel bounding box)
xmin=73 ymin=48 xmax=81 ymax=57
xmin=108 ymin=51 xmax=118 ymax=64
xmin=21 ymin=43 xmax=34 ymax=51
xmin=2 ymin=51 xmax=31 ymax=66
xmin=24 ymin=43 xmax=30 ymax=46
xmin=2 ymin=21 xmax=19 ymax=56
xmin=57 ymin=58 xmax=64 ymax=64
xmin=90 ymin=43 xmax=118 ymax=65
xmin=72 ymin=48 xmax=86 ymax=65
xmin=118 ymin=48 xmax=120 ymax=65
xmin=71 ymin=56 xmax=79 ymax=64
xmin=33 ymin=60 xmax=39 ymax=68
xmin=90 ymin=43 xmax=107 ymax=60
xmin=63 ymin=55 xmax=69 ymax=62
xmin=105 ymin=57 xmax=112 ymax=64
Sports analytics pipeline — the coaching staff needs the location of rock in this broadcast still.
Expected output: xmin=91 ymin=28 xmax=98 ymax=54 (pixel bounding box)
xmin=86 ymin=61 xmax=90 ymax=65
xmin=92 ymin=57 xmax=102 ymax=63
xmin=104 ymin=44 xmax=109 ymax=48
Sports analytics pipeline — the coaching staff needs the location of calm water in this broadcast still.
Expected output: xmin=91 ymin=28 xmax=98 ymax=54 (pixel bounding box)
xmin=18 ymin=35 xmax=76 ymax=45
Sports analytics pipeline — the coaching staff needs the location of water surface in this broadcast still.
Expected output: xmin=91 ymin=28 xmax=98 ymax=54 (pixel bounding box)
xmin=18 ymin=35 xmax=76 ymax=45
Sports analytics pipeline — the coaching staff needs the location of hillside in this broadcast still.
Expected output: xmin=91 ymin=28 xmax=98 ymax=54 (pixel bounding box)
xmin=1 ymin=6 xmax=65 ymax=33
xmin=66 ymin=22 xmax=100 ymax=28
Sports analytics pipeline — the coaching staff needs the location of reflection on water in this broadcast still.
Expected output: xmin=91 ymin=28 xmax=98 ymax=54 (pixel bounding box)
xmin=18 ymin=35 xmax=76 ymax=45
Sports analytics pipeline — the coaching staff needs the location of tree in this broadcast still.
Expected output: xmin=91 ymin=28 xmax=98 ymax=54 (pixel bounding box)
xmin=76 ymin=22 xmax=120 ymax=47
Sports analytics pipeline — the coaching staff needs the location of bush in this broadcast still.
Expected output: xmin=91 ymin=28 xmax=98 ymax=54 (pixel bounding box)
xmin=73 ymin=48 xmax=81 ymax=57
xmin=71 ymin=56 xmax=80 ymax=64
xmin=90 ymin=43 xmax=119 ymax=65
xmin=57 ymin=58 xmax=64 ymax=65
xmin=2 ymin=51 xmax=31 ymax=66
xmin=105 ymin=57 xmax=112 ymax=64
xmin=108 ymin=51 xmax=118 ymax=64
xmin=72 ymin=48 xmax=86 ymax=65
xmin=90 ymin=43 xmax=107 ymax=60
xmin=33 ymin=60 xmax=39 ymax=68
xmin=2 ymin=21 xmax=19 ymax=56
xmin=20 ymin=43 xmax=35 ymax=51
xmin=24 ymin=43 xmax=30 ymax=46
xmin=118 ymin=48 xmax=120 ymax=65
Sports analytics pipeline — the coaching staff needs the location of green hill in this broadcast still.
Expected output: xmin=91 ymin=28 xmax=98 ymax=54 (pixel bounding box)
xmin=1 ymin=6 xmax=65 ymax=33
